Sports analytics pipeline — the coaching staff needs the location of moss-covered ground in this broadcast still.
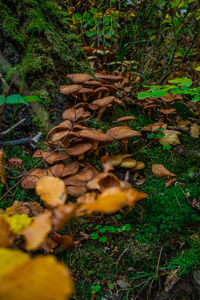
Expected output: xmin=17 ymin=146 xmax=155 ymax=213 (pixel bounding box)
xmin=4 ymin=104 xmax=200 ymax=299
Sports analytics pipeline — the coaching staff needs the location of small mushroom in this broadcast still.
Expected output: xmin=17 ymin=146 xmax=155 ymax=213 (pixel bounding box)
xmin=66 ymin=73 xmax=94 ymax=84
xmin=93 ymin=86 xmax=110 ymax=99
xmin=116 ymin=116 xmax=135 ymax=126
xmin=103 ymin=154 xmax=131 ymax=167
xmin=65 ymin=143 xmax=93 ymax=160
xmin=159 ymin=108 xmax=176 ymax=123
xmin=62 ymin=107 xmax=85 ymax=121
xmin=95 ymin=73 xmax=123 ymax=83
xmin=92 ymin=96 xmax=115 ymax=121
xmin=84 ymin=80 xmax=102 ymax=88
xmin=119 ymin=158 xmax=137 ymax=169
xmin=77 ymin=87 xmax=94 ymax=101
xmin=107 ymin=126 xmax=141 ymax=153
xmin=59 ymin=85 xmax=82 ymax=100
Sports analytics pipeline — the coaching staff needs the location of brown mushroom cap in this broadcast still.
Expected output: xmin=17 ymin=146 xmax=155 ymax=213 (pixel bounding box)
xmin=62 ymin=107 xmax=84 ymax=121
xmin=51 ymin=130 xmax=78 ymax=143
xmin=84 ymin=80 xmax=102 ymax=87
xmin=159 ymin=108 xmax=176 ymax=115
xmin=66 ymin=73 xmax=94 ymax=84
xmin=47 ymin=163 xmax=65 ymax=177
xmin=79 ymin=129 xmax=114 ymax=143
xmin=46 ymin=120 xmax=72 ymax=140
xmin=87 ymin=172 xmax=119 ymax=192
xmin=106 ymin=126 xmax=141 ymax=139
xmin=92 ymin=96 xmax=115 ymax=107
xmin=78 ymin=87 xmax=94 ymax=97
xmin=94 ymin=86 xmax=110 ymax=95
xmin=61 ymin=161 xmax=80 ymax=177
xmin=66 ymin=186 xmax=87 ymax=197
xmin=65 ymin=143 xmax=93 ymax=156
xmin=103 ymin=85 xmax=119 ymax=93
xmin=59 ymin=85 xmax=82 ymax=95
xmin=42 ymin=151 xmax=70 ymax=165
xmin=95 ymin=73 xmax=123 ymax=82
xmin=116 ymin=116 xmax=135 ymax=123
xmin=21 ymin=169 xmax=46 ymax=189
xmin=132 ymin=161 xmax=145 ymax=171
xmin=82 ymin=46 xmax=95 ymax=56
xmin=120 ymin=158 xmax=137 ymax=168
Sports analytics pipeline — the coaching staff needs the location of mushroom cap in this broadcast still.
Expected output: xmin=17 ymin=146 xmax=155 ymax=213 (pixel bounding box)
xmin=88 ymin=103 xmax=99 ymax=110
xmin=82 ymin=46 xmax=95 ymax=56
xmin=51 ymin=130 xmax=78 ymax=143
xmin=103 ymin=84 xmax=119 ymax=93
xmin=65 ymin=143 xmax=93 ymax=156
xmin=66 ymin=186 xmax=87 ymax=197
xmin=106 ymin=126 xmax=141 ymax=140
xmin=81 ymin=111 xmax=91 ymax=119
xmin=78 ymin=87 xmax=94 ymax=96
xmin=61 ymin=161 xmax=80 ymax=177
xmin=159 ymin=108 xmax=176 ymax=115
xmin=73 ymin=124 xmax=88 ymax=132
xmin=94 ymin=86 xmax=110 ymax=95
xmin=79 ymin=129 xmax=114 ymax=142
xmin=120 ymin=158 xmax=137 ymax=168
xmin=105 ymin=154 xmax=131 ymax=166
xmin=62 ymin=107 xmax=85 ymax=121
xmin=143 ymin=104 xmax=157 ymax=109
xmin=87 ymin=172 xmax=119 ymax=192
xmin=95 ymin=73 xmax=123 ymax=82
xmin=46 ymin=120 xmax=72 ymax=140
xmin=116 ymin=116 xmax=135 ymax=123
xmin=92 ymin=96 xmax=115 ymax=107
xmin=59 ymin=85 xmax=82 ymax=95
xmin=42 ymin=151 xmax=70 ymax=165
xmin=84 ymin=80 xmax=102 ymax=87
xmin=132 ymin=161 xmax=145 ymax=171
xmin=66 ymin=73 xmax=94 ymax=84
xmin=47 ymin=163 xmax=65 ymax=177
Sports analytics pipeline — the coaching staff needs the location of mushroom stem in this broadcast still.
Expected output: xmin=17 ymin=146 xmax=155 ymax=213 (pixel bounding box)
xmin=121 ymin=139 xmax=128 ymax=153
xmin=78 ymin=154 xmax=84 ymax=160
xmin=96 ymin=107 xmax=106 ymax=121
xmin=97 ymin=91 xmax=102 ymax=99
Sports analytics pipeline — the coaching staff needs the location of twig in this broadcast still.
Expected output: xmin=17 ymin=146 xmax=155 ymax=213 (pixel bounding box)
xmin=0 ymin=118 xmax=26 ymax=136
xmin=116 ymin=244 xmax=131 ymax=268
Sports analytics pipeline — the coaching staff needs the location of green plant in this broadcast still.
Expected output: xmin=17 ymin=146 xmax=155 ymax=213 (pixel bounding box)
xmin=0 ymin=94 xmax=45 ymax=106
xmin=137 ymin=77 xmax=200 ymax=102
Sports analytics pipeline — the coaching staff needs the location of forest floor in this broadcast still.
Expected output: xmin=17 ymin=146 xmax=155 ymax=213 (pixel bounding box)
xmin=2 ymin=98 xmax=200 ymax=299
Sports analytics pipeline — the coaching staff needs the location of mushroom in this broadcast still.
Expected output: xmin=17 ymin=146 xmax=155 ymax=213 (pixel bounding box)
xmin=103 ymin=154 xmax=131 ymax=166
xmin=116 ymin=116 xmax=135 ymax=126
xmin=95 ymin=72 xmax=123 ymax=84
xmin=106 ymin=126 xmax=141 ymax=153
xmin=93 ymin=86 xmax=110 ymax=99
xmin=59 ymin=85 xmax=82 ymax=100
xmin=66 ymin=186 xmax=87 ymax=197
xmin=143 ymin=104 xmax=157 ymax=117
xmin=60 ymin=161 xmax=80 ymax=177
xmin=119 ymin=158 xmax=137 ymax=169
xmin=65 ymin=143 xmax=93 ymax=160
xmin=77 ymin=88 xmax=94 ymax=101
xmin=92 ymin=96 xmax=115 ymax=121
xmin=159 ymin=108 xmax=176 ymax=123
xmin=79 ymin=128 xmax=114 ymax=156
xmin=84 ymin=80 xmax=102 ymax=88
xmin=46 ymin=120 xmax=72 ymax=141
xmin=66 ymin=73 xmax=94 ymax=84
xmin=62 ymin=107 xmax=85 ymax=121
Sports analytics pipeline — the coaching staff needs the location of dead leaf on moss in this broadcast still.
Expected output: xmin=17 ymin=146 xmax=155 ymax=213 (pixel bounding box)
xmin=190 ymin=123 xmax=199 ymax=138
xmin=152 ymin=164 xmax=176 ymax=178
xmin=158 ymin=130 xmax=180 ymax=146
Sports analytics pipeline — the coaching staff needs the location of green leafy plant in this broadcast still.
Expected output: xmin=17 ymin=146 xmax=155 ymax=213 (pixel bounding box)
xmin=137 ymin=77 xmax=200 ymax=102
xmin=0 ymin=94 xmax=45 ymax=106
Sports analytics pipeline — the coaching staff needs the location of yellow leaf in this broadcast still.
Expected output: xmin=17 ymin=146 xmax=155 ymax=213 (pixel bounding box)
xmin=4 ymin=214 xmax=32 ymax=234
xmin=0 ymin=248 xmax=74 ymax=300
xmin=36 ymin=176 xmax=67 ymax=208
xmin=194 ymin=66 xmax=200 ymax=71
xmin=68 ymin=6 xmax=75 ymax=15
xmin=159 ymin=130 xmax=181 ymax=146
xmin=23 ymin=211 xmax=52 ymax=250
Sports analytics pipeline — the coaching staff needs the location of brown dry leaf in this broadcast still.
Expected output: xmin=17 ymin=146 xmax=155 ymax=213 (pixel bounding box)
xmin=38 ymin=237 xmax=58 ymax=253
xmin=7 ymin=158 xmax=22 ymax=168
xmin=190 ymin=123 xmax=199 ymax=138
xmin=0 ymin=216 xmax=14 ymax=247
xmin=0 ymin=248 xmax=74 ymax=300
xmin=166 ymin=177 xmax=177 ymax=187
xmin=36 ymin=176 xmax=67 ymax=208
xmin=158 ymin=130 xmax=180 ymax=146
xmin=51 ymin=232 xmax=73 ymax=249
xmin=0 ymin=148 xmax=6 ymax=185
xmin=23 ymin=211 xmax=52 ymax=250
xmin=152 ymin=164 xmax=176 ymax=178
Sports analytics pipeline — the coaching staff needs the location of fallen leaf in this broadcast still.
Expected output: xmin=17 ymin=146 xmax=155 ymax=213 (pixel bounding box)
xmin=166 ymin=177 xmax=177 ymax=187
xmin=4 ymin=214 xmax=32 ymax=234
xmin=0 ymin=216 xmax=14 ymax=247
xmin=159 ymin=130 xmax=180 ymax=146
xmin=190 ymin=123 xmax=199 ymax=138
xmin=51 ymin=232 xmax=73 ymax=249
xmin=0 ymin=248 xmax=74 ymax=300
xmin=36 ymin=176 xmax=67 ymax=208
xmin=23 ymin=211 xmax=52 ymax=250
xmin=152 ymin=164 xmax=176 ymax=178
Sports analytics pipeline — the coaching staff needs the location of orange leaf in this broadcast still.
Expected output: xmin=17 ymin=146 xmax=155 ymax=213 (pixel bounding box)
xmin=23 ymin=211 xmax=52 ymax=250
xmin=36 ymin=176 xmax=67 ymax=208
